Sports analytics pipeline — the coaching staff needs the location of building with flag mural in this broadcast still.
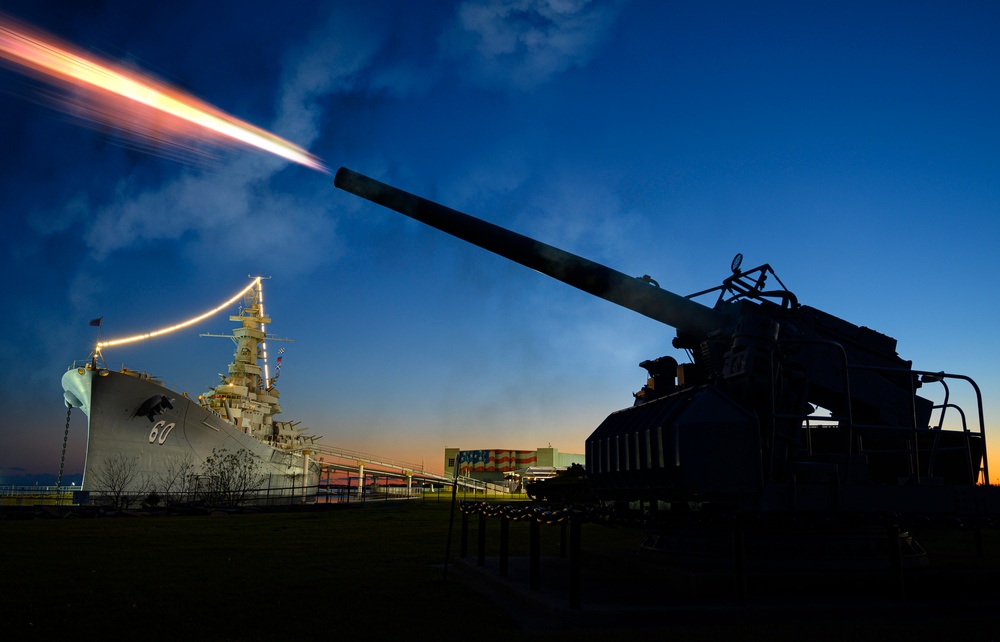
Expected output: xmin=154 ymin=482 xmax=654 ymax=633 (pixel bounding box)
xmin=442 ymin=447 xmax=584 ymax=489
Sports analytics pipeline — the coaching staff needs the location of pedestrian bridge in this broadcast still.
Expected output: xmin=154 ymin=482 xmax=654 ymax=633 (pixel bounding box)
xmin=306 ymin=444 xmax=510 ymax=495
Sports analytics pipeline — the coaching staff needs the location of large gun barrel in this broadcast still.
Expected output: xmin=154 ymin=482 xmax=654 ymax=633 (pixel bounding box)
xmin=334 ymin=167 xmax=728 ymax=338
xmin=335 ymin=166 xmax=993 ymax=513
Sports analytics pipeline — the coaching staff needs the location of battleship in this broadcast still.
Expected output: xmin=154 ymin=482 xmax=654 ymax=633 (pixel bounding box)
xmin=61 ymin=278 xmax=321 ymax=504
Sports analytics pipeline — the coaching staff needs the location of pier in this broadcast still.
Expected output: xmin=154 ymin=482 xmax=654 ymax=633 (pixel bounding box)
xmin=309 ymin=443 xmax=511 ymax=499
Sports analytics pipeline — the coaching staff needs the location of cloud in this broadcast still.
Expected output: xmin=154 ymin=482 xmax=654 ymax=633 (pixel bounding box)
xmin=443 ymin=157 xmax=639 ymax=263
xmin=19 ymin=1 xmax=626 ymax=276
xmin=84 ymin=162 xmax=253 ymax=258
xmin=521 ymin=170 xmax=639 ymax=260
xmin=73 ymin=5 xmax=387 ymax=271
xmin=442 ymin=0 xmax=626 ymax=91
xmin=275 ymin=4 xmax=386 ymax=145
xmin=79 ymin=155 xmax=342 ymax=275
xmin=25 ymin=2 xmax=625 ymax=270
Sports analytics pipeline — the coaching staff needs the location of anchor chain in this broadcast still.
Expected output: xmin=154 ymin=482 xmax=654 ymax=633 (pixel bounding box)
xmin=57 ymin=404 xmax=71 ymax=489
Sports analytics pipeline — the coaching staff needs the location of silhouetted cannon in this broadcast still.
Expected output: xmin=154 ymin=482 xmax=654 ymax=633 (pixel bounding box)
xmin=336 ymin=167 xmax=991 ymax=516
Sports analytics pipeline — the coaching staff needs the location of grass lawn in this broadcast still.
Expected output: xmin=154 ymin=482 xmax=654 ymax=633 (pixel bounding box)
xmin=1 ymin=500 xmax=998 ymax=640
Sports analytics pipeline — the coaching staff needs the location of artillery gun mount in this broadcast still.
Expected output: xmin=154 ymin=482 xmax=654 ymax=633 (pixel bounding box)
xmin=335 ymin=167 xmax=999 ymax=570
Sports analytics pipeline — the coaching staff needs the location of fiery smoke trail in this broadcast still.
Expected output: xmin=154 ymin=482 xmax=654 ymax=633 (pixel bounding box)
xmin=0 ymin=14 xmax=326 ymax=172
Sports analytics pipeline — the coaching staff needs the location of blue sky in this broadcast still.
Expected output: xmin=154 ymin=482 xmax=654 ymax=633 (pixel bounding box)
xmin=1 ymin=1 xmax=998 ymax=482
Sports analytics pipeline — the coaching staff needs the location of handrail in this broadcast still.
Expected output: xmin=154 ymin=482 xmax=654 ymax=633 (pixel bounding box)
xmin=768 ymin=338 xmax=988 ymax=487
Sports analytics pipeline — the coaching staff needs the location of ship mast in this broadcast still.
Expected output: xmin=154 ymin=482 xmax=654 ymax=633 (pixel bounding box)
xmin=198 ymin=278 xmax=295 ymax=439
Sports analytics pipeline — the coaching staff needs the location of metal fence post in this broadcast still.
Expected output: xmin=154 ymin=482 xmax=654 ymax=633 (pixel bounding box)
xmin=499 ymin=515 xmax=510 ymax=577
xmin=569 ymin=515 xmax=582 ymax=609
xmin=529 ymin=518 xmax=540 ymax=590
xmin=460 ymin=510 xmax=469 ymax=559
xmin=477 ymin=510 xmax=487 ymax=566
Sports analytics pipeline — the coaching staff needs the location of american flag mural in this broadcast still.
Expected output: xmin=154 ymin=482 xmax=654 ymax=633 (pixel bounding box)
xmin=457 ymin=449 xmax=538 ymax=474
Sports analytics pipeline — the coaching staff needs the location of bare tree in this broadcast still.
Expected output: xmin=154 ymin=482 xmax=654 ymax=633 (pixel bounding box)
xmin=90 ymin=453 xmax=150 ymax=509
xmin=157 ymin=453 xmax=195 ymax=503
xmin=197 ymin=448 xmax=265 ymax=506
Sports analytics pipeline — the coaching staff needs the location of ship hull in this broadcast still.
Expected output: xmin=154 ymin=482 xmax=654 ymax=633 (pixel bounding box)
xmin=63 ymin=367 xmax=320 ymax=505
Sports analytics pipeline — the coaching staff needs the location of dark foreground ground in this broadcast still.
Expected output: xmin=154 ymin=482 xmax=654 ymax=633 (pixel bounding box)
xmin=1 ymin=501 xmax=997 ymax=640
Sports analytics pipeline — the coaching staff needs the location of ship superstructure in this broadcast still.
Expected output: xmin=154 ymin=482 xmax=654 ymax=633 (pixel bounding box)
xmin=198 ymin=282 xmax=306 ymax=448
xmin=61 ymin=278 xmax=320 ymax=504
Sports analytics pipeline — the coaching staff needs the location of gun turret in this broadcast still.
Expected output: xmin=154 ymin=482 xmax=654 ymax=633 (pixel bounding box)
xmin=335 ymin=167 xmax=986 ymax=509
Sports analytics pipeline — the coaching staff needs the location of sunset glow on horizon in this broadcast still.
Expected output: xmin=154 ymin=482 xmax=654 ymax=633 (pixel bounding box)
xmin=0 ymin=14 xmax=327 ymax=172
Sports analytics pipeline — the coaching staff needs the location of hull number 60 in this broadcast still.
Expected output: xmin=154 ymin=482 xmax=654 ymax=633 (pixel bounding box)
xmin=149 ymin=420 xmax=175 ymax=445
